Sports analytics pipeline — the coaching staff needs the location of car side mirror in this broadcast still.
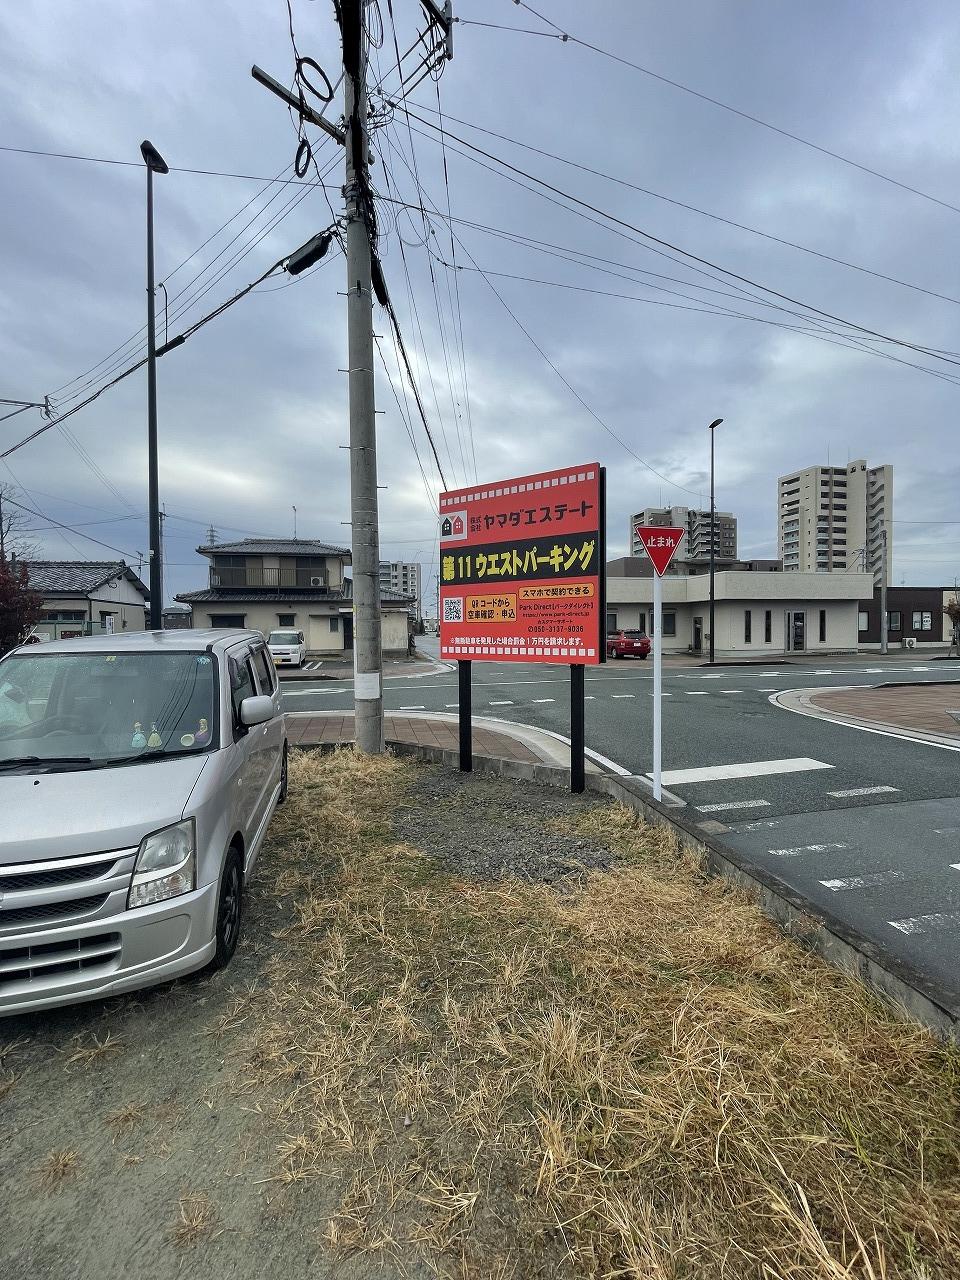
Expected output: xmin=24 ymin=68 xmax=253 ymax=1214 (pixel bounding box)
xmin=240 ymin=694 xmax=274 ymax=727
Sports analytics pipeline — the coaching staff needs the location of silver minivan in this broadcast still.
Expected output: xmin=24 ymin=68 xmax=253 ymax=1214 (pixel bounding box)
xmin=0 ymin=629 xmax=287 ymax=1017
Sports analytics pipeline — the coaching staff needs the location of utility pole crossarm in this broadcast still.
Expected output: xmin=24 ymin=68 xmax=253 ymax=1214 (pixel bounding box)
xmin=251 ymin=65 xmax=346 ymax=144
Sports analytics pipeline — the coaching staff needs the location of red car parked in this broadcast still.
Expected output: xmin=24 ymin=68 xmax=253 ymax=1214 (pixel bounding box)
xmin=606 ymin=629 xmax=651 ymax=660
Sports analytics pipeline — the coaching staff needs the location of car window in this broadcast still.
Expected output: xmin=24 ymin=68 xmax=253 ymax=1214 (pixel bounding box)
xmin=229 ymin=654 xmax=256 ymax=731
xmin=0 ymin=652 xmax=216 ymax=766
xmin=624 ymin=630 xmax=645 ymax=638
xmin=252 ymin=646 xmax=276 ymax=694
xmin=268 ymin=631 xmax=301 ymax=645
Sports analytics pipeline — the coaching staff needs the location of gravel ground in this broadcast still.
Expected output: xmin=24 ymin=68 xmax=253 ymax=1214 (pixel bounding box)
xmin=392 ymin=766 xmax=616 ymax=884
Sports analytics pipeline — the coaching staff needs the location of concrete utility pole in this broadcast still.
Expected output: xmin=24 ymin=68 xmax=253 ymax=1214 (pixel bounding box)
xmin=880 ymin=526 xmax=889 ymax=655
xmin=343 ymin=0 xmax=384 ymax=752
xmin=707 ymin=417 xmax=723 ymax=664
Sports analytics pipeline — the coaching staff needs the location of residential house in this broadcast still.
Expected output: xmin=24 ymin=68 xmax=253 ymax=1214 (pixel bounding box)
xmin=176 ymin=538 xmax=414 ymax=654
xmin=606 ymin=566 xmax=875 ymax=657
xmin=20 ymin=560 xmax=149 ymax=640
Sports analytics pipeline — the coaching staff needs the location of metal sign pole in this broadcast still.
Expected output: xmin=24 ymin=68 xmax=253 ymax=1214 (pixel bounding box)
xmin=458 ymin=660 xmax=472 ymax=772
xmin=652 ymin=568 xmax=663 ymax=802
xmin=570 ymin=663 xmax=585 ymax=793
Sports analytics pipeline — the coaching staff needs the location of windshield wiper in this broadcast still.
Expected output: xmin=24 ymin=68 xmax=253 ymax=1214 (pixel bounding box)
xmin=102 ymin=747 xmax=202 ymax=768
xmin=0 ymin=755 xmax=93 ymax=771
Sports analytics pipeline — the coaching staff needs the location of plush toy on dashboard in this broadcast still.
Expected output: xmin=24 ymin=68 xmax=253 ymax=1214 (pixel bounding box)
xmin=131 ymin=722 xmax=147 ymax=750
xmin=147 ymin=723 xmax=162 ymax=749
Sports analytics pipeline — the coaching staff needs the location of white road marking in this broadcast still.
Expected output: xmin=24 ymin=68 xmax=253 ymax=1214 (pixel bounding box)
xmin=399 ymin=705 xmax=425 ymax=710
xmin=584 ymin=695 xmax=595 ymax=700
xmin=862 ymin=668 xmax=883 ymax=674
xmin=756 ymin=672 xmax=782 ymax=677
xmin=813 ymin=670 xmax=834 ymax=675
xmin=821 ymin=871 xmax=906 ymax=891
xmin=757 ymin=687 xmax=778 ymax=692
xmin=827 ymin=785 xmax=900 ymax=798
xmin=719 ymin=689 xmax=743 ymax=694
xmin=700 ymin=674 xmax=725 ymax=679
xmin=488 ymin=700 xmax=514 ymax=706
xmin=655 ymin=757 xmax=834 ymax=786
xmin=695 ymin=799 xmax=771 ymax=813
xmin=686 ymin=691 xmax=709 ymax=695
xmin=445 ymin=703 xmax=459 ymax=708
xmin=911 ymin=667 xmax=930 ymax=672
xmin=949 ymin=864 xmax=960 ymax=872
xmin=532 ymin=698 xmax=556 ymax=703
xmin=739 ymin=819 xmax=783 ymax=830
xmin=768 ymin=842 xmax=848 ymax=857
xmin=889 ymin=913 xmax=960 ymax=935
xmin=611 ymin=694 xmax=635 ymax=699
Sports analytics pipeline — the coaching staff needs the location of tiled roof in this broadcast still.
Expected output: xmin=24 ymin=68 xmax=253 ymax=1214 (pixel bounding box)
xmin=176 ymin=580 xmax=414 ymax=607
xmin=198 ymin=538 xmax=351 ymax=558
xmin=21 ymin=560 xmax=149 ymax=599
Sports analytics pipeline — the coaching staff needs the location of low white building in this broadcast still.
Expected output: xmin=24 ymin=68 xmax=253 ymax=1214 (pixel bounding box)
xmin=606 ymin=568 xmax=875 ymax=657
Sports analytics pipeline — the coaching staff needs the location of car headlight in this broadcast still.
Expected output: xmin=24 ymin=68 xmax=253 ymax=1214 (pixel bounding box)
xmin=128 ymin=818 xmax=196 ymax=909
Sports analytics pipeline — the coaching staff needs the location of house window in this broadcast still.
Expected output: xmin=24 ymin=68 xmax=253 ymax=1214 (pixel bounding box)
xmin=277 ymin=613 xmax=295 ymax=626
xmin=819 ymin=610 xmax=827 ymax=642
xmin=744 ymin=610 xmax=752 ymax=643
xmin=764 ymin=610 xmax=772 ymax=643
xmin=912 ymin=611 xmax=932 ymax=632
xmin=329 ymin=616 xmax=340 ymax=632
xmin=210 ymin=614 xmax=246 ymax=628
xmin=662 ymin=612 xmax=676 ymax=637
xmin=887 ymin=611 xmax=901 ymax=632
xmin=858 ymin=611 xmax=869 ymax=632
xmin=42 ymin=610 xmax=86 ymax=622
xmin=606 ymin=612 xmax=617 ymax=634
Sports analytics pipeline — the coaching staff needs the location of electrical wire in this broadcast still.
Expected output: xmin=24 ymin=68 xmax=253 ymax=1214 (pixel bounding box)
xmin=394 ymin=103 xmax=960 ymax=371
xmin=3 ymin=494 xmax=140 ymax=560
xmin=498 ymin=2 xmax=960 ymax=222
xmin=400 ymin=100 xmax=960 ymax=312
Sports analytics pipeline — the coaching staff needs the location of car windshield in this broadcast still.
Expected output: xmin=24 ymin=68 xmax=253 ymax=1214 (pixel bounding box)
xmin=0 ymin=651 xmax=216 ymax=769
xmin=268 ymin=632 xmax=300 ymax=645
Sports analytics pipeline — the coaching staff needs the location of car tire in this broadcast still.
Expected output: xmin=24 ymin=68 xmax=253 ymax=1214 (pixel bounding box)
xmin=640 ymin=653 xmax=649 ymax=660
xmin=278 ymin=743 xmax=289 ymax=805
xmin=211 ymin=847 xmax=244 ymax=971
xmin=614 ymin=649 xmax=622 ymax=659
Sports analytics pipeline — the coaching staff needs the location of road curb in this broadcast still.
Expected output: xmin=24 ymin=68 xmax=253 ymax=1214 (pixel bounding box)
xmin=772 ymin=686 xmax=960 ymax=753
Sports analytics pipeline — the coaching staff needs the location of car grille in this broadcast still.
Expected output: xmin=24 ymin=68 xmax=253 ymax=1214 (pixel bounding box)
xmin=0 ymin=895 xmax=111 ymax=927
xmin=0 ymin=858 xmax=117 ymax=894
xmin=0 ymin=932 xmax=121 ymax=990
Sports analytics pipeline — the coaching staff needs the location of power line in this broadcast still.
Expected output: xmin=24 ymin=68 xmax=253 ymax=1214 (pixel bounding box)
xmin=4 ymin=494 xmax=140 ymax=560
xmin=402 ymin=99 xmax=960 ymax=312
xmin=0 ymin=142 xmax=339 ymax=188
xmin=394 ymin=103 xmax=960 ymax=371
xmin=484 ymin=3 xmax=960 ymax=222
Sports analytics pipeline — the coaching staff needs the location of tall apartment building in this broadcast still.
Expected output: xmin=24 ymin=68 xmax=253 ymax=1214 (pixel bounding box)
xmin=629 ymin=506 xmax=737 ymax=564
xmin=379 ymin=560 xmax=421 ymax=616
xmin=778 ymin=459 xmax=893 ymax=584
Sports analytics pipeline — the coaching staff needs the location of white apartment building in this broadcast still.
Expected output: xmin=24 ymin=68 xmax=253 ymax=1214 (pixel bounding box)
xmin=379 ymin=560 xmax=421 ymax=616
xmin=778 ymin=459 xmax=893 ymax=585
xmin=629 ymin=505 xmax=737 ymax=564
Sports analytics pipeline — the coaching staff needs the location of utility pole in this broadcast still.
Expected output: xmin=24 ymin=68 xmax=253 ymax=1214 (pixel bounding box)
xmin=880 ymin=526 xmax=888 ymax=655
xmin=707 ymin=417 xmax=723 ymax=664
xmin=343 ymin=0 xmax=383 ymax=752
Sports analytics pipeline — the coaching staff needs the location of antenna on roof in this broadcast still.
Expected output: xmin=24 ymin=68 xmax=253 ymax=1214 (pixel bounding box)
xmin=292 ymin=505 xmax=298 ymax=539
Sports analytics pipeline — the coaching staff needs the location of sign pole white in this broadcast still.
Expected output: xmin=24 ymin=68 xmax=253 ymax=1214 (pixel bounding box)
xmin=652 ymin=567 xmax=663 ymax=801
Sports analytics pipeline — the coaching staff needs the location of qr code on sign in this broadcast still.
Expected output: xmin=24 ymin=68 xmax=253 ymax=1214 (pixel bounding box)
xmin=443 ymin=597 xmax=464 ymax=623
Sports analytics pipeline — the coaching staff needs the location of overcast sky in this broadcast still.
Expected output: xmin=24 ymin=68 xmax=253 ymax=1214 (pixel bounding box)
xmin=2 ymin=0 xmax=959 ymax=602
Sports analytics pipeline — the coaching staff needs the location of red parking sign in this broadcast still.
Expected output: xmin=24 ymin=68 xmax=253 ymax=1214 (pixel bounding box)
xmin=439 ymin=463 xmax=605 ymax=665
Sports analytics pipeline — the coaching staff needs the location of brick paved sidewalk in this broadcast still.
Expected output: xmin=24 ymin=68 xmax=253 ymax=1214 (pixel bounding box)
xmin=287 ymin=713 xmax=542 ymax=763
xmin=811 ymin=682 xmax=960 ymax=741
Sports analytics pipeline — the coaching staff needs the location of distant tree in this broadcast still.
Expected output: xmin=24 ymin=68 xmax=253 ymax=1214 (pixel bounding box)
xmin=946 ymin=593 xmax=960 ymax=645
xmin=0 ymin=559 xmax=42 ymax=655
xmin=0 ymin=482 xmax=38 ymax=563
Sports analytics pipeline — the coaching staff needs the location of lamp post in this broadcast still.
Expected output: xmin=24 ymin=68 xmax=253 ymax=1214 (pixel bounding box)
xmin=141 ymin=140 xmax=168 ymax=630
xmin=707 ymin=417 xmax=723 ymax=663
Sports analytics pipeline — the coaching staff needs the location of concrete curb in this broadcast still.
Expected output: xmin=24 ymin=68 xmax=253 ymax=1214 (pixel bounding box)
xmin=772 ymin=686 xmax=960 ymax=753
xmin=300 ymin=722 xmax=960 ymax=1041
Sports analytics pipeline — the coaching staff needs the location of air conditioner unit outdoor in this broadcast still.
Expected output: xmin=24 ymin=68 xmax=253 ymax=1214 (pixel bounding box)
xmin=310 ymin=576 xmax=324 ymax=588
xmin=903 ymin=636 xmax=917 ymax=649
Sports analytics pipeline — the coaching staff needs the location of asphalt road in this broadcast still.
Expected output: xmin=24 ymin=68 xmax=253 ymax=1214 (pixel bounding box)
xmin=282 ymin=640 xmax=960 ymax=997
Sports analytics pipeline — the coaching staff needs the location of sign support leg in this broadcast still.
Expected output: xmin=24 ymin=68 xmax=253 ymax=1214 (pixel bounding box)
xmin=652 ymin=570 xmax=663 ymax=802
xmin=570 ymin=663 xmax=585 ymax=793
xmin=458 ymin=660 xmax=472 ymax=772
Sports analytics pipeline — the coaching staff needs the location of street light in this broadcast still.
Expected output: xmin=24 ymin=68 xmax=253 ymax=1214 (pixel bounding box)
xmin=707 ymin=417 xmax=724 ymax=664
xmin=141 ymin=140 xmax=168 ymax=631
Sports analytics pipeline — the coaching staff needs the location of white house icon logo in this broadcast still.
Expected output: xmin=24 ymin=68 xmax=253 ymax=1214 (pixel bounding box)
xmin=440 ymin=510 xmax=468 ymax=542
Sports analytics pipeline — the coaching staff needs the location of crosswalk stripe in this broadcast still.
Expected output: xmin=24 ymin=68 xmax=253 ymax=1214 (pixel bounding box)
xmin=695 ymin=799 xmax=771 ymax=813
xmin=821 ymin=871 xmax=905 ymax=890
xmin=827 ymin=785 xmax=899 ymax=798
xmin=656 ymin=757 xmax=833 ymax=785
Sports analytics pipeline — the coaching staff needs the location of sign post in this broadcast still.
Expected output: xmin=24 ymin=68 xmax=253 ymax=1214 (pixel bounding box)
xmin=634 ymin=525 xmax=684 ymax=801
xmin=439 ymin=463 xmax=606 ymax=791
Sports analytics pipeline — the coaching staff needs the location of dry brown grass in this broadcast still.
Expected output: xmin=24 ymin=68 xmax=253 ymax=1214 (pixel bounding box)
xmin=225 ymin=748 xmax=960 ymax=1279
xmin=34 ymin=1149 xmax=79 ymax=1190
xmin=171 ymin=1192 xmax=219 ymax=1247
xmin=106 ymin=1103 xmax=146 ymax=1137
xmin=62 ymin=1031 xmax=123 ymax=1068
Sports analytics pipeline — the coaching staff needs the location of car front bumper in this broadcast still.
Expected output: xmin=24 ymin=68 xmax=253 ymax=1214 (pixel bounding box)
xmin=0 ymin=883 xmax=218 ymax=1018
